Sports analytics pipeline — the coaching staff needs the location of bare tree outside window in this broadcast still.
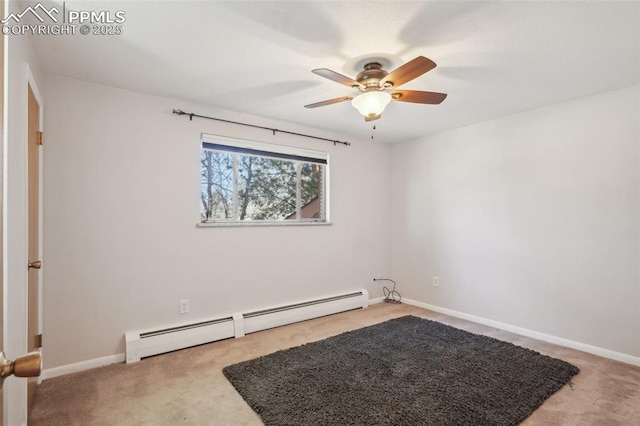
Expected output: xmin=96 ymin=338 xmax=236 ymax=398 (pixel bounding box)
xmin=200 ymin=151 xmax=233 ymax=220
xmin=200 ymin=141 xmax=327 ymax=223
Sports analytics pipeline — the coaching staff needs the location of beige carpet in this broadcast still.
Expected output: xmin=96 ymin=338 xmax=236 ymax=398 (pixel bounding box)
xmin=30 ymin=303 xmax=640 ymax=425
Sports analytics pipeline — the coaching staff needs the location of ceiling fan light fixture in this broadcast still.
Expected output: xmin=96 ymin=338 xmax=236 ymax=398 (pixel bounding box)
xmin=351 ymin=91 xmax=392 ymax=118
xmin=306 ymin=56 xmax=445 ymax=121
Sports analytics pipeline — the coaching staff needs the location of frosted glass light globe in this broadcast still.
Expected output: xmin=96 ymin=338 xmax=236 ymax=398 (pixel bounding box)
xmin=351 ymin=91 xmax=392 ymax=117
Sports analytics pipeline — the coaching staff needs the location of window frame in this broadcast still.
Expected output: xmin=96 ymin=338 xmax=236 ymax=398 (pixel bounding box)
xmin=198 ymin=134 xmax=331 ymax=227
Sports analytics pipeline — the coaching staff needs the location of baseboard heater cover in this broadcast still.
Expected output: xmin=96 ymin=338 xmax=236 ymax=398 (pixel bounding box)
xmin=239 ymin=291 xmax=369 ymax=336
xmin=125 ymin=290 xmax=369 ymax=363
xmin=125 ymin=317 xmax=235 ymax=363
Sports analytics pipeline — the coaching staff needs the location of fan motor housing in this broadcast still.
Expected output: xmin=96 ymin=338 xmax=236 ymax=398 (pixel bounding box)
xmin=356 ymin=62 xmax=388 ymax=89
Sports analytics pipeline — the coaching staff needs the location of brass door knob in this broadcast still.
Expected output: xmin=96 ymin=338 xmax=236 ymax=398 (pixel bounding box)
xmin=0 ymin=351 xmax=42 ymax=388
xmin=28 ymin=260 xmax=42 ymax=269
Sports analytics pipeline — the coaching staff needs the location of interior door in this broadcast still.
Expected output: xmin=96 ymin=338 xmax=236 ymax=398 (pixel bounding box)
xmin=27 ymin=84 xmax=41 ymax=414
xmin=0 ymin=0 xmax=5 ymax=421
xmin=1 ymin=4 xmax=42 ymax=423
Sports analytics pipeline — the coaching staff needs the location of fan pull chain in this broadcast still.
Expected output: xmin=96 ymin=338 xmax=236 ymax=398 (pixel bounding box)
xmin=371 ymin=124 xmax=376 ymax=140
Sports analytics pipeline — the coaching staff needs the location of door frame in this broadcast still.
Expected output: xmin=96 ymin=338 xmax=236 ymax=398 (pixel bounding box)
xmin=25 ymin=64 xmax=44 ymax=379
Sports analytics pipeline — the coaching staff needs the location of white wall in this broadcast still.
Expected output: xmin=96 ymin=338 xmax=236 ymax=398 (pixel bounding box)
xmin=40 ymin=69 xmax=638 ymax=373
xmin=4 ymin=5 xmax=44 ymax=424
xmin=391 ymin=85 xmax=640 ymax=358
xmin=41 ymin=74 xmax=391 ymax=369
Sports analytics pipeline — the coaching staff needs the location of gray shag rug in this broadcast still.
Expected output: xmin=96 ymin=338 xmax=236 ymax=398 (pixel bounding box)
xmin=223 ymin=315 xmax=579 ymax=426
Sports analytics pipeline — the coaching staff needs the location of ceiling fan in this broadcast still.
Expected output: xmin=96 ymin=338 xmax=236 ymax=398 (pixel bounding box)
xmin=304 ymin=56 xmax=447 ymax=122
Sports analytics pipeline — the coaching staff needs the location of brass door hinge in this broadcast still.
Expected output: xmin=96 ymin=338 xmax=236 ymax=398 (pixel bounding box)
xmin=35 ymin=334 xmax=43 ymax=348
xmin=37 ymin=131 xmax=43 ymax=146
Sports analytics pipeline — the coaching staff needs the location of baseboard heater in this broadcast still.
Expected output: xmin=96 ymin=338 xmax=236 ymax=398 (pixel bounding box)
xmin=125 ymin=317 xmax=235 ymax=363
xmin=125 ymin=289 xmax=369 ymax=363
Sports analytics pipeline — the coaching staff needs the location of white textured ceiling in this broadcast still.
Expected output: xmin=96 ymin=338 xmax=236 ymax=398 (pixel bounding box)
xmin=29 ymin=1 xmax=640 ymax=143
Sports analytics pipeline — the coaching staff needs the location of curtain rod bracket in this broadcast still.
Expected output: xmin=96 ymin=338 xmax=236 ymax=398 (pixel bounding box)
xmin=172 ymin=108 xmax=351 ymax=147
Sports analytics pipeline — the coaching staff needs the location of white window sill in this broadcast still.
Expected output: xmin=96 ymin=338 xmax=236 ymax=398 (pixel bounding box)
xmin=197 ymin=221 xmax=333 ymax=228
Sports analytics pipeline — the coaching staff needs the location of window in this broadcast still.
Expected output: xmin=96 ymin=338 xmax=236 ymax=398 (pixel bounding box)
xmin=200 ymin=134 xmax=329 ymax=225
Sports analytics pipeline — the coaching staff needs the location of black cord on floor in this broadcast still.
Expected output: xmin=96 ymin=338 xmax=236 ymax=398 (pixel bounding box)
xmin=373 ymin=278 xmax=402 ymax=304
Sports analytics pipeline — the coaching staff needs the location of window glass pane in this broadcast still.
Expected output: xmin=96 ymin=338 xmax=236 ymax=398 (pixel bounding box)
xmin=299 ymin=163 xmax=323 ymax=219
xmin=238 ymin=155 xmax=297 ymax=221
xmin=200 ymin=138 xmax=327 ymax=224
xmin=201 ymin=151 xmax=234 ymax=220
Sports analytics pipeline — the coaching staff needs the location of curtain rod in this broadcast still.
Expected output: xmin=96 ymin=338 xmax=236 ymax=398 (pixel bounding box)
xmin=172 ymin=109 xmax=351 ymax=147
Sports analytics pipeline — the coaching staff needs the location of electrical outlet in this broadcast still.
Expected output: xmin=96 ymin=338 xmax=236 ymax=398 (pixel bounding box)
xmin=179 ymin=299 xmax=190 ymax=314
xmin=433 ymin=277 xmax=440 ymax=287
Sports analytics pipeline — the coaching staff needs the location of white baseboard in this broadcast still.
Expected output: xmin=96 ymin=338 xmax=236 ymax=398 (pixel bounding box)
xmin=41 ymin=353 xmax=125 ymax=380
xmin=368 ymin=297 xmax=385 ymax=305
xmin=403 ymin=298 xmax=640 ymax=367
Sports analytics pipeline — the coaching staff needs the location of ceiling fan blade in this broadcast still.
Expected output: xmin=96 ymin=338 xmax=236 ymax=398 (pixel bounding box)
xmin=391 ymin=90 xmax=447 ymax=104
xmin=312 ymin=68 xmax=361 ymax=88
xmin=304 ymin=96 xmax=354 ymax=108
xmin=379 ymin=56 xmax=437 ymax=88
